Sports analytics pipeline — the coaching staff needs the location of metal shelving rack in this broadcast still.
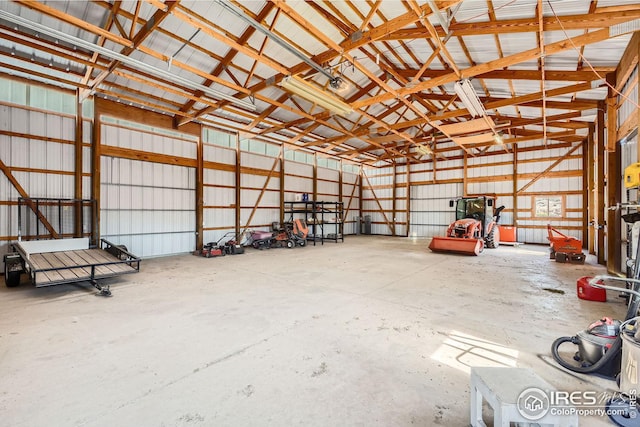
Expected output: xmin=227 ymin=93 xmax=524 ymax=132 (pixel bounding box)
xmin=284 ymin=201 xmax=344 ymax=245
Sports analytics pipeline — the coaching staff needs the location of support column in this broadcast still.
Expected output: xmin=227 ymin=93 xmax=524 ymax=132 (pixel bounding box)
xmin=588 ymin=124 xmax=596 ymax=255
xmin=406 ymin=157 xmax=411 ymax=237
xmin=512 ymin=145 xmax=518 ymax=234
xmin=597 ymin=100 xmax=606 ymax=265
xmin=313 ymin=153 xmax=318 ymax=202
xmin=606 ymin=72 xmax=620 ymax=273
xmin=74 ymin=90 xmax=83 ymax=237
xmin=195 ymin=130 xmax=203 ymax=251
xmin=280 ymin=145 xmax=285 ymax=225
xmin=392 ymin=161 xmax=397 ymax=237
xmin=91 ymin=101 xmax=101 ymax=246
xmin=463 ymin=152 xmax=468 ymax=196
xmin=582 ymin=138 xmax=588 ymax=248
xmin=235 ymin=134 xmax=241 ymax=236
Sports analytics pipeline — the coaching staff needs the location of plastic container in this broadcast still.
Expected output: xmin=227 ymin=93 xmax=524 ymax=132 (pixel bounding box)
xmin=499 ymin=225 xmax=516 ymax=242
xmin=577 ymin=276 xmax=607 ymax=302
xmin=620 ymin=317 xmax=640 ymax=395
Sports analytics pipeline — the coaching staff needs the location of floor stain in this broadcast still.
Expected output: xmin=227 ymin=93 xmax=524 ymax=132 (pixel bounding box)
xmin=311 ymin=361 xmax=327 ymax=377
xmin=542 ymin=287 xmax=565 ymax=294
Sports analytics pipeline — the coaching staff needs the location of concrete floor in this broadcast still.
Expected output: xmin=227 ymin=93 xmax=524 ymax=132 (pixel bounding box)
xmin=0 ymin=236 xmax=626 ymax=426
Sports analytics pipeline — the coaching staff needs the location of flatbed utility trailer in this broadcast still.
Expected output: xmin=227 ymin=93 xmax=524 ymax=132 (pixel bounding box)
xmin=4 ymin=237 xmax=140 ymax=296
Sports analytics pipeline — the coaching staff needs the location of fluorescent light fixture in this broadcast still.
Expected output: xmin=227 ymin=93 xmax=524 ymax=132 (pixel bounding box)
xmin=0 ymin=10 xmax=256 ymax=111
xmin=281 ymin=76 xmax=353 ymax=116
xmin=454 ymin=79 xmax=486 ymax=118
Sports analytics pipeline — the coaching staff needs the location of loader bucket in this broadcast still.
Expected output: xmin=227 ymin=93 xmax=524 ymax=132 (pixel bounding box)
xmin=429 ymin=236 xmax=483 ymax=256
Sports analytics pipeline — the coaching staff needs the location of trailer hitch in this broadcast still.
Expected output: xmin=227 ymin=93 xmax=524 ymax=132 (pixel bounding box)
xmin=91 ymin=280 xmax=112 ymax=297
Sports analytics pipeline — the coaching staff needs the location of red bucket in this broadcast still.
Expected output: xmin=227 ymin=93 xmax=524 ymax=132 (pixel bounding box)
xmin=577 ymin=276 xmax=606 ymax=302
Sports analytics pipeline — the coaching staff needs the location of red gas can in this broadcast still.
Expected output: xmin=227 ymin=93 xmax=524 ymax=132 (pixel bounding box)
xmin=577 ymin=276 xmax=606 ymax=302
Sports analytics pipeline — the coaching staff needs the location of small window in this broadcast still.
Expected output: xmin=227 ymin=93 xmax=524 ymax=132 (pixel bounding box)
xmin=534 ymin=196 xmax=563 ymax=217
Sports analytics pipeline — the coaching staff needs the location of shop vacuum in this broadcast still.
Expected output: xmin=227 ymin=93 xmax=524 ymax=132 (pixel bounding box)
xmin=551 ymin=246 xmax=640 ymax=426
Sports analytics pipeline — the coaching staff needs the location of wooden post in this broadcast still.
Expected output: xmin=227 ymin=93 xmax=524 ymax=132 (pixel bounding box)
xmin=195 ymin=128 xmax=203 ymax=251
xmin=235 ymin=133 xmax=241 ymax=237
xmin=606 ymin=72 xmax=620 ymax=272
xmin=359 ymin=165 xmax=364 ymax=234
xmin=463 ymin=151 xmax=468 ymax=196
xmin=587 ymin=124 xmax=596 ymax=255
xmin=597 ymin=100 xmax=606 ymax=265
xmin=392 ymin=161 xmax=397 ymax=236
xmin=581 ymin=138 xmax=588 ymax=248
xmin=313 ymin=152 xmax=318 ymax=202
xmin=91 ymin=100 xmax=101 ymax=246
xmin=607 ymin=145 xmax=621 ymax=274
xmin=405 ymin=156 xmax=411 ymax=237
xmin=74 ymin=90 xmax=83 ymax=237
xmin=512 ymin=145 xmax=518 ymax=235
xmin=280 ymin=145 xmax=285 ymax=226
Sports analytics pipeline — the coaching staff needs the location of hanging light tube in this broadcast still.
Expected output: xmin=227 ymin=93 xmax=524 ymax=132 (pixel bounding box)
xmin=454 ymin=79 xmax=486 ymax=118
xmin=0 ymin=10 xmax=257 ymax=111
xmin=280 ymin=76 xmax=353 ymax=116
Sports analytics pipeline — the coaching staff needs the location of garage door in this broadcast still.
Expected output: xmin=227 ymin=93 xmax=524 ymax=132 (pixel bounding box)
xmin=100 ymin=157 xmax=196 ymax=258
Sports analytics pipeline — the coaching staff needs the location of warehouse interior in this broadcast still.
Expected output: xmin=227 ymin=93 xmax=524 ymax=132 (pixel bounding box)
xmin=1 ymin=0 xmax=640 ymax=426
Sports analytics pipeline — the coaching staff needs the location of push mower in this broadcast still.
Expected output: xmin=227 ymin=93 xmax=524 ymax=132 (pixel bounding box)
xmin=200 ymin=232 xmax=246 ymax=257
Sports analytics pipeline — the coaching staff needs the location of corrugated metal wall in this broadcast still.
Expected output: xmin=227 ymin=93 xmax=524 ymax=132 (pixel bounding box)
xmin=362 ymin=166 xmax=394 ymax=235
xmin=241 ymin=151 xmax=280 ymax=232
xmin=100 ymin=120 xmax=197 ymax=257
xmin=0 ymin=91 xmax=85 ymax=269
xmin=203 ymin=143 xmax=236 ymax=245
xmin=342 ymin=171 xmax=360 ymax=235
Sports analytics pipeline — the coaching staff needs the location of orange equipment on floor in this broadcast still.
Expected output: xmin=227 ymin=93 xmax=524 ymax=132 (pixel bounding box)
xmin=547 ymin=224 xmax=585 ymax=264
xmin=429 ymin=196 xmax=505 ymax=256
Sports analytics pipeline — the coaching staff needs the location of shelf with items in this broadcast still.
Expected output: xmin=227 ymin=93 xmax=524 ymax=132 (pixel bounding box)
xmin=283 ymin=200 xmax=344 ymax=245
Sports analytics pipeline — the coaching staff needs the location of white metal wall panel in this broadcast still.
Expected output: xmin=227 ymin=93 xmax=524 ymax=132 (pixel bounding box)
xmin=342 ymin=172 xmax=360 ymax=235
xmin=100 ymin=157 xmax=196 ymax=258
xmin=241 ymin=152 xmax=280 ymax=230
xmin=410 ymin=183 xmax=463 ymax=237
xmin=202 ymin=143 xmax=237 ymax=243
xmin=102 ymin=121 xmax=197 ymax=159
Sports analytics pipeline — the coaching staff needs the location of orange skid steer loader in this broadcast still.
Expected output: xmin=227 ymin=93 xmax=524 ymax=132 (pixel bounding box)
xmin=429 ymin=196 xmax=505 ymax=256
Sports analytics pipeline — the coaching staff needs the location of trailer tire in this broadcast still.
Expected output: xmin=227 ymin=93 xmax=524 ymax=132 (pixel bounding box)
xmin=486 ymin=226 xmax=500 ymax=249
xmin=4 ymin=265 xmax=20 ymax=287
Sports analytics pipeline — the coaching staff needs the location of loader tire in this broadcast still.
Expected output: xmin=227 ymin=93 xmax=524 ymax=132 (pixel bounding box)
xmin=486 ymin=226 xmax=500 ymax=249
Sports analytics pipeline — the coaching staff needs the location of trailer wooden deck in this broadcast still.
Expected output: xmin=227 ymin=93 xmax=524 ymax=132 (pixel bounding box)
xmin=10 ymin=238 xmax=141 ymax=290
xmin=28 ymin=248 xmax=137 ymax=287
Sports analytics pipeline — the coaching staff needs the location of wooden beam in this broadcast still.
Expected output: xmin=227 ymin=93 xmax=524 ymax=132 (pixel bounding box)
xmin=616 ymin=31 xmax=640 ymax=90
xmin=381 ymin=9 xmax=640 ymax=38
xmin=354 ymin=27 xmax=620 ymax=108
xmin=395 ymin=68 xmax=605 ymax=82
xmin=279 ymin=146 xmax=285 ymax=226
xmin=196 ymin=128 xmax=203 ymax=251
xmin=597 ymin=100 xmax=606 ymax=265
xmin=243 ymin=157 xmax=280 ymax=230
xmin=0 ymin=158 xmax=60 ymax=239
xmin=363 ymin=171 xmax=394 ymax=234
xmin=516 ymin=144 xmax=582 ymax=194
xmin=392 ymin=161 xmax=397 ymax=236
xmin=15 ymin=0 xmax=134 ymax=48
xmin=74 ymin=90 xmax=83 ymax=237
xmin=235 ymin=134 xmax=241 ymax=237
xmin=405 ymin=157 xmax=411 ymax=237
xmin=607 ymin=142 xmax=621 ymax=273
xmin=91 ymin=104 xmax=101 ymax=246
xmin=512 ymin=145 xmax=518 ymax=231
xmin=582 ymin=137 xmax=588 ymax=250
xmin=587 ymin=124 xmax=596 ymax=255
